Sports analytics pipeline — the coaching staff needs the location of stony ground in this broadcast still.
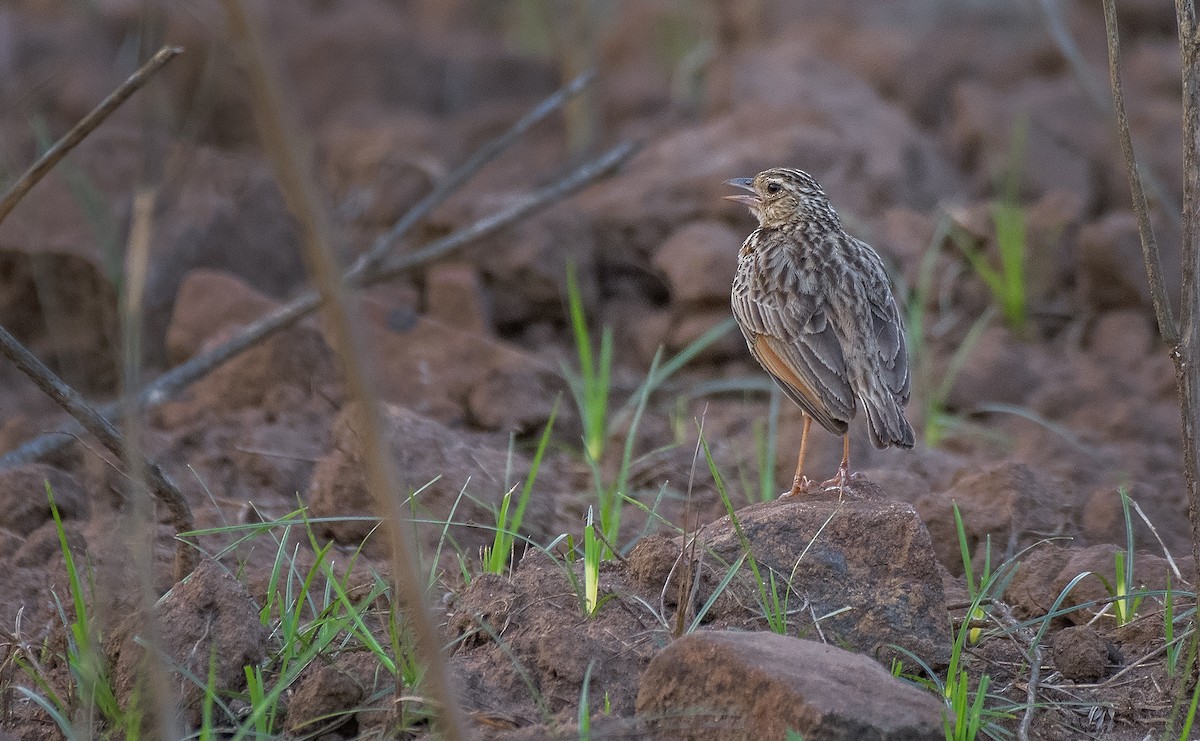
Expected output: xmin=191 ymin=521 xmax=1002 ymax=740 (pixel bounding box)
xmin=0 ymin=1 xmax=1195 ymax=739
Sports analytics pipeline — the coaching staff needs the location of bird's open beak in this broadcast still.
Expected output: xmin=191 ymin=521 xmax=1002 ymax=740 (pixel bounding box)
xmin=723 ymin=177 xmax=760 ymax=207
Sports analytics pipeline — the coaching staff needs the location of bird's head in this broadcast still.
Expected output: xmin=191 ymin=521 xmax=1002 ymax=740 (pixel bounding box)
xmin=724 ymin=168 xmax=837 ymax=231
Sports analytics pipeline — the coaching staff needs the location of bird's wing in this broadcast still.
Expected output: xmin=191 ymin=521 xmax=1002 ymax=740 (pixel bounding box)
xmin=862 ymin=259 xmax=911 ymax=404
xmin=733 ymin=287 xmax=855 ymax=433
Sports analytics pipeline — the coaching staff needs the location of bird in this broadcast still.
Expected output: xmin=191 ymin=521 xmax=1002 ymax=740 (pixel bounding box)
xmin=725 ymin=167 xmax=914 ymax=497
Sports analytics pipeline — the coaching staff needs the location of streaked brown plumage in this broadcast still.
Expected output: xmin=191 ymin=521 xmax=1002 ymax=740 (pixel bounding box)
xmin=726 ymin=168 xmax=914 ymax=496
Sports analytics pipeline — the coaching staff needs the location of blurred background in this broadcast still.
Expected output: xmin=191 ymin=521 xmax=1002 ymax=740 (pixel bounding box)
xmin=0 ymin=0 xmax=1188 ymax=589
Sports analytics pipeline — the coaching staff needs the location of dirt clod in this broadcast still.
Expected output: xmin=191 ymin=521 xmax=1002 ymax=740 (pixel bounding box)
xmin=1052 ymin=625 xmax=1112 ymax=683
xmin=108 ymin=560 xmax=268 ymax=727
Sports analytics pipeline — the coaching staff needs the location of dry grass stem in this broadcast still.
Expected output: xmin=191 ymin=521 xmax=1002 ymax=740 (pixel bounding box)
xmin=220 ymin=0 xmax=466 ymax=735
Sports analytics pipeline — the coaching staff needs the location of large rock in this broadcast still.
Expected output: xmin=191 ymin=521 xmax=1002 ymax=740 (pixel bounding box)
xmin=449 ymin=551 xmax=661 ymax=721
xmin=361 ymin=298 xmax=562 ymax=433
xmin=165 ymin=269 xmax=281 ymax=365
xmin=653 ymin=221 xmax=742 ymax=308
xmin=949 ymin=77 xmax=1100 ymax=206
xmin=576 ymin=41 xmax=963 ymax=289
xmin=636 ymin=631 xmax=943 ymax=741
xmin=0 ymin=126 xmax=307 ymax=371
xmin=286 ymin=652 xmax=390 ymax=735
xmin=1005 ymin=543 xmax=1189 ymax=624
xmin=915 ymin=463 xmax=1079 ymax=576
xmin=691 ymin=483 xmax=951 ymax=666
xmin=942 ymin=324 xmax=1042 ymax=411
xmin=0 ymin=246 xmax=119 ymax=393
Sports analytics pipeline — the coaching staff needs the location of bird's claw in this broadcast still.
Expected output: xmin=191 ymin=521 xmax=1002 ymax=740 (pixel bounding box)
xmin=782 ymin=474 xmax=812 ymax=498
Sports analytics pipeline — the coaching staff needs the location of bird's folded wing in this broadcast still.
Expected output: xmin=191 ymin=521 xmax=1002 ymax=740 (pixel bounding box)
xmin=733 ymin=289 xmax=855 ymax=432
xmin=867 ymin=282 xmax=911 ymax=404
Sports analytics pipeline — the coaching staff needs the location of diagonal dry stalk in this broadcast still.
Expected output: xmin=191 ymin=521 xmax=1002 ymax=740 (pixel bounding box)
xmin=0 ymin=325 xmax=196 ymax=579
xmin=0 ymin=80 xmax=633 ymax=472
xmin=0 ymin=46 xmax=182 ymax=223
xmin=220 ymin=0 xmax=467 ymax=736
xmin=0 ymin=45 xmax=196 ymax=582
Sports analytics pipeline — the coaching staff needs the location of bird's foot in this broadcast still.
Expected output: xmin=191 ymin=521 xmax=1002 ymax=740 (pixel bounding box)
xmin=781 ymin=474 xmax=812 ymax=498
xmin=819 ymin=464 xmax=859 ymax=501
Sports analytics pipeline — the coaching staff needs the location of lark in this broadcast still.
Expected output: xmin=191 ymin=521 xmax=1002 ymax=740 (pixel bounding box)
xmin=726 ymin=168 xmax=914 ymax=496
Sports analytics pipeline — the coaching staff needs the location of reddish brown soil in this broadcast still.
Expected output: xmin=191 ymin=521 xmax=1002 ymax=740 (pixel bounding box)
xmin=0 ymin=1 xmax=1195 ymax=739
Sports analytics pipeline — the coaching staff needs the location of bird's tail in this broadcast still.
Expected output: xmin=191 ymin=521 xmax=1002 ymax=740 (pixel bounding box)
xmin=864 ymin=395 xmax=915 ymax=450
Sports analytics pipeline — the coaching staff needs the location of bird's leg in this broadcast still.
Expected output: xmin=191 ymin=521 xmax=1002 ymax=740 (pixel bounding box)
xmin=785 ymin=414 xmax=813 ymax=497
xmin=820 ymin=434 xmax=852 ymax=500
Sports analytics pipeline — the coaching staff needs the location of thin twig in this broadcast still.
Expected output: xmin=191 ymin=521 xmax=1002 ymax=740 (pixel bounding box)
xmin=1102 ymin=0 xmax=1179 ymax=345
xmin=348 ymin=69 xmax=596 ymax=279
xmin=0 ymin=325 xmax=195 ymax=579
xmin=0 ymin=46 xmax=182 ymax=227
xmin=0 ymin=140 xmax=635 ymax=469
xmin=221 ymin=1 xmax=466 ymax=737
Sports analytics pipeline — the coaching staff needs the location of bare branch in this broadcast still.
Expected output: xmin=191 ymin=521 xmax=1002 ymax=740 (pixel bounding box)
xmin=1103 ymin=0 xmax=1179 ymax=344
xmin=349 ymin=68 xmax=597 ymax=279
xmin=0 ymin=325 xmax=195 ymax=579
xmin=0 ymin=139 xmax=634 ymax=470
xmin=0 ymin=46 xmax=182 ymax=226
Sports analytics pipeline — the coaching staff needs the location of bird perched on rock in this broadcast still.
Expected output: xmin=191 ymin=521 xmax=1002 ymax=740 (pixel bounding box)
xmin=726 ymin=168 xmax=914 ymax=496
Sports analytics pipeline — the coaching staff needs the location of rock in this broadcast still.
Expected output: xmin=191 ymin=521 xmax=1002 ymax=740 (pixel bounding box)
xmin=165 ymin=269 xmax=280 ymax=364
xmin=229 ymin=414 xmax=332 ymax=499
xmin=466 ymin=363 xmax=563 ymax=434
xmin=449 ymin=551 xmax=660 ymax=720
xmin=693 ymin=486 xmax=951 ymax=666
xmin=1087 ymin=310 xmax=1154 ymax=370
xmin=425 ymin=261 xmax=491 ymax=336
xmin=182 ymin=323 xmax=339 ymax=415
xmin=1079 ymin=212 xmax=1174 ymax=312
xmin=474 ymin=203 xmax=599 ymax=331
xmin=878 ymin=207 xmax=937 ymax=290
xmin=0 ymin=247 xmax=119 ymax=393
xmin=109 ymin=560 xmax=268 ymax=727
xmin=1052 ymin=625 xmax=1111 ymax=682
xmin=666 ymin=309 xmax=742 ymax=363
xmin=1004 ymin=543 xmax=1188 ymax=624
xmin=653 ymin=221 xmax=741 ymax=307
xmin=0 ymin=463 xmax=88 ymax=536
xmin=0 ymin=125 xmax=307 ymax=368
xmin=576 ymin=43 xmax=963 ymax=285
xmin=320 ymin=112 xmax=443 ymax=228
xmin=286 ymin=652 xmax=389 ymax=735
xmin=636 ymin=631 xmax=943 ymax=741
xmin=1025 ymin=189 xmax=1085 ymax=310
xmin=11 ymin=518 xmax=87 ymax=568
xmin=363 ymin=300 xmax=562 ymax=432
xmin=784 ymin=14 xmax=1060 ymax=131
xmin=916 ymin=463 xmax=1077 ymax=576
xmin=726 ymin=37 xmax=963 ymax=215
xmin=307 ymin=403 xmax=557 ymax=558
xmin=948 ymin=77 xmax=1101 ymax=206
xmin=943 ymin=324 xmax=1041 ymax=410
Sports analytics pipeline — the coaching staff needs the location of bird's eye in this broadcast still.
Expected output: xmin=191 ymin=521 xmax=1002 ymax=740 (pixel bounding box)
xmin=765 ymin=182 xmax=781 ymax=194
